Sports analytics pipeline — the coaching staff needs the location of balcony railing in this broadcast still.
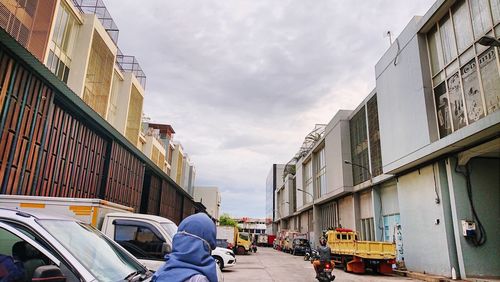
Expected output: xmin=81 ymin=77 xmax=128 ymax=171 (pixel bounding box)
xmin=116 ymin=49 xmax=147 ymax=89
xmin=72 ymin=0 xmax=119 ymax=44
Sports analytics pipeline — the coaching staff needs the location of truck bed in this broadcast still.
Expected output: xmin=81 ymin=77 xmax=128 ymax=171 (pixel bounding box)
xmin=330 ymin=240 xmax=396 ymax=260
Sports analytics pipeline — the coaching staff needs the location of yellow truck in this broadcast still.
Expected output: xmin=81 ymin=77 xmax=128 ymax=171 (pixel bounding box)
xmin=326 ymin=228 xmax=396 ymax=274
xmin=217 ymin=226 xmax=252 ymax=255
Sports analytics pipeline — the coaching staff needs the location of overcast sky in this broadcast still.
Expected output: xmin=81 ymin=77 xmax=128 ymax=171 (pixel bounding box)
xmin=106 ymin=0 xmax=436 ymax=218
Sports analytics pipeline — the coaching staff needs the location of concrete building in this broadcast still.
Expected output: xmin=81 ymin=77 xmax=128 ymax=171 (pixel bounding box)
xmin=235 ymin=218 xmax=267 ymax=235
xmin=0 ymin=0 xmax=147 ymax=150
xmin=193 ymin=186 xmax=221 ymax=221
xmin=265 ymin=164 xmax=285 ymax=235
xmin=273 ymin=0 xmax=499 ymax=279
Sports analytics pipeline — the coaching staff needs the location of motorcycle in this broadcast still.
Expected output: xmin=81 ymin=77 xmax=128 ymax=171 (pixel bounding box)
xmin=311 ymin=253 xmax=335 ymax=282
xmin=251 ymin=243 xmax=257 ymax=253
xmin=304 ymin=249 xmax=318 ymax=262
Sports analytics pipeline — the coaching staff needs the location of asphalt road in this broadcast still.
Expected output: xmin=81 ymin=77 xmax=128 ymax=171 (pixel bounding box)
xmin=222 ymin=247 xmax=415 ymax=282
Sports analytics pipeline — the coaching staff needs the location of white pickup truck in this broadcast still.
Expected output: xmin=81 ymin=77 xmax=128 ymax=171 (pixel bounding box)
xmin=0 ymin=195 xmax=235 ymax=272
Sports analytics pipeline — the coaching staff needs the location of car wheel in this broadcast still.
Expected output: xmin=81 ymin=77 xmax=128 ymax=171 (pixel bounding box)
xmin=213 ymin=256 xmax=224 ymax=270
xmin=236 ymin=246 xmax=246 ymax=255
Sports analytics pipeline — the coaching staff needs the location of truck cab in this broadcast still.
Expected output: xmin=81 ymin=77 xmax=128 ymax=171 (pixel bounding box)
xmin=101 ymin=212 xmax=177 ymax=271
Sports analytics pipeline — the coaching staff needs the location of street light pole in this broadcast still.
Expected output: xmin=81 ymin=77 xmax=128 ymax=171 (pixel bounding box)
xmin=344 ymin=160 xmax=372 ymax=183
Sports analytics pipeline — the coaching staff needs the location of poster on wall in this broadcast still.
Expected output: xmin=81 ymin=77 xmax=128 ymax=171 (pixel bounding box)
xmin=479 ymin=48 xmax=500 ymax=114
xmin=461 ymin=59 xmax=485 ymax=123
xmin=434 ymin=82 xmax=451 ymax=137
xmin=447 ymin=72 xmax=466 ymax=130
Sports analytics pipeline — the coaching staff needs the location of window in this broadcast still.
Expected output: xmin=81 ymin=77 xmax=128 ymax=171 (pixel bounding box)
xmin=440 ymin=15 xmax=458 ymax=64
xmin=48 ymin=3 xmax=78 ymax=83
xmin=462 ymin=59 xmax=485 ymax=123
xmin=350 ymin=108 xmax=370 ymax=185
xmin=114 ymin=223 xmax=166 ymax=260
xmin=479 ymin=48 xmax=500 ymax=114
xmin=434 ymin=82 xmax=452 ymax=137
xmin=1 ymin=221 xmax=80 ymax=282
xmin=367 ymin=95 xmax=382 ymax=177
xmin=428 ymin=0 xmax=500 ymax=138
xmin=315 ymin=147 xmax=327 ymax=196
xmin=360 ymin=218 xmax=375 ymax=241
xmin=0 ymin=224 xmax=80 ymax=282
xmin=447 ymin=72 xmax=467 ymax=130
xmin=453 ymin=0 xmax=474 ymax=53
xmin=304 ymin=161 xmax=313 ymax=204
xmin=383 ymin=214 xmax=401 ymax=242
xmin=469 ymin=0 xmax=492 ymax=39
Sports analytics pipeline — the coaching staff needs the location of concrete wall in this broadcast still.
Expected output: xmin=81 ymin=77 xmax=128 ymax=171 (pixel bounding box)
xmin=397 ymin=164 xmax=452 ymax=276
xmin=446 ymin=157 xmax=500 ymax=278
xmin=193 ymin=186 xmax=220 ymax=220
xmin=295 ymin=160 xmax=304 ymax=209
xmin=324 ymin=110 xmax=353 ymax=196
xmin=338 ymin=195 xmax=355 ymax=229
xmin=376 ymin=17 xmax=436 ymax=172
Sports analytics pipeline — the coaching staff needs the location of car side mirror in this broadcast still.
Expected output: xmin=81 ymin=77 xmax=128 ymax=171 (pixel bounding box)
xmin=32 ymin=265 xmax=66 ymax=282
xmin=162 ymin=243 xmax=172 ymax=255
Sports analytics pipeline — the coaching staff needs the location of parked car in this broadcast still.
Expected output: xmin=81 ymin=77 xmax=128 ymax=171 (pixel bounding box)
xmin=212 ymin=247 xmax=236 ymax=270
xmin=216 ymin=238 xmax=230 ymax=249
xmin=0 ymin=208 xmax=153 ymax=281
xmin=291 ymin=238 xmax=311 ymax=256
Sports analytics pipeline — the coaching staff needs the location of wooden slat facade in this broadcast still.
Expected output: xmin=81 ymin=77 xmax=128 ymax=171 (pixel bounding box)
xmin=0 ymin=29 xmax=200 ymax=221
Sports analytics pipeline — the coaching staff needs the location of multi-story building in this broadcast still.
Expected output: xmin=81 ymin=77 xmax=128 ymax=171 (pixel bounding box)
xmin=274 ymin=0 xmax=499 ymax=279
xmin=235 ymin=217 xmax=267 ymax=235
xmin=0 ymin=0 xmax=147 ymax=149
xmin=265 ymin=164 xmax=285 ymax=235
xmin=0 ymin=0 xmax=204 ymax=225
xmin=171 ymin=142 xmax=185 ymax=187
xmin=193 ymin=186 xmax=221 ymax=221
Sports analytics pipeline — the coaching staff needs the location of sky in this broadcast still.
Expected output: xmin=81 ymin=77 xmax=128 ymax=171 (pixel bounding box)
xmin=105 ymin=0 xmax=436 ymax=218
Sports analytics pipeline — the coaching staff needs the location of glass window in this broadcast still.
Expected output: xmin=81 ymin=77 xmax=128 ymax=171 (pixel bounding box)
xmin=114 ymin=224 xmax=166 ymax=260
xmin=434 ymin=82 xmax=452 ymax=137
xmin=491 ymin=0 xmax=500 ymax=24
xmin=440 ymin=14 xmax=457 ymax=64
xmin=428 ymin=26 xmax=444 ymax=75
xmin=453 ymin=0 xmax=474 ymax=53
xmin=470 ymin=0 xmax=492 ymax=39
xmin=447 ymin=72 xmax=467 ymax=129
xmin=39 ymin=220 xmax=145 ymax=282
xmin=461 ymin=59 xmax=485 ymax=122
xmin=478 ymin=48 xmax=500 ymax=114
xmin=0 ymin=226 xmax=78 ymax=281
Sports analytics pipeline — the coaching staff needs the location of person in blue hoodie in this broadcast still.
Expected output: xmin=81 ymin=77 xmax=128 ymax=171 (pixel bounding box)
xmin=153 ymin=213 xmax=219 ymax=282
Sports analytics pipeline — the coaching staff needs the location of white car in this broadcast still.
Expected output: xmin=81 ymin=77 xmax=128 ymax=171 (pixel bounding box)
xmin=212 ymin=247 xmax=236 ymax=270
xmin=0 ymin=208 xmax=153 ymax=281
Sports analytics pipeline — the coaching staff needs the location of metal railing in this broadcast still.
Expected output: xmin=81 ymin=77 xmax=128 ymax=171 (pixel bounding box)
xmin=72 ymin=0 xmax=119 ymax=44
xmin=116 ymin=48 xmax=147 ymax=89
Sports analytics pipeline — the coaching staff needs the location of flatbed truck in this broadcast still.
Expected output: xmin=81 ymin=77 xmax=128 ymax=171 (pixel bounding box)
xmin=326 ymin=228 xmax=396 ymax=274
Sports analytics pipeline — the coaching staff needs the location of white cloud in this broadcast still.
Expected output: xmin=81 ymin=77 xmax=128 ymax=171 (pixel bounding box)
xmin=106 ymin=0 xmax=436 ymax=218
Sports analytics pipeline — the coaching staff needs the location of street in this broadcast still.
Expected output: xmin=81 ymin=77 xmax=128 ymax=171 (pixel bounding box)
xmin=223 ymin=247 xmax=415 ymax=282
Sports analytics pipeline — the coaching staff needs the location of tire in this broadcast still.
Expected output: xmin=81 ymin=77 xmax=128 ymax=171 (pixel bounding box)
xmin=213 ymin=256 xmax=224 ymax=270
xmin=236 ymin=246 xmax=245 ymax=255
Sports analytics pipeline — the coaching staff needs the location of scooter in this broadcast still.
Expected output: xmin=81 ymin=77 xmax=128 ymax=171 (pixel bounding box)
xmin=251 ymin=243 xmax=257 ymax=253
xmin=311 ymin=253 xmax=335 ymax=281
xmin=304 ymin=249 xmax=318 ymax=262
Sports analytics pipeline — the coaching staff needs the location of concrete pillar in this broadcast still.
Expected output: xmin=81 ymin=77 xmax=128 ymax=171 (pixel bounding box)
xmin=372 ymin=186 xmax=384 ymax=241
xmin=313 ymin=203 xmax=321 ymax=247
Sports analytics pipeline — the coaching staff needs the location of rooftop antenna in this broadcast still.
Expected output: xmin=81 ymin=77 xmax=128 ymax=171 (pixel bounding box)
xmin=384 ymin=31 xmax=393 ymax=45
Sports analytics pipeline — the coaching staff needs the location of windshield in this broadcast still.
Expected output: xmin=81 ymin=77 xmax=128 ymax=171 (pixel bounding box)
xmin=295 ymin=239 xmax=309 ymax=246
xmin=239 ymin=232 xmax=249 ymax=241
xmin=38 ymin=219 xmax=146 ymax=282
xmin=160 ymin=223 xmax=177 ymax=238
